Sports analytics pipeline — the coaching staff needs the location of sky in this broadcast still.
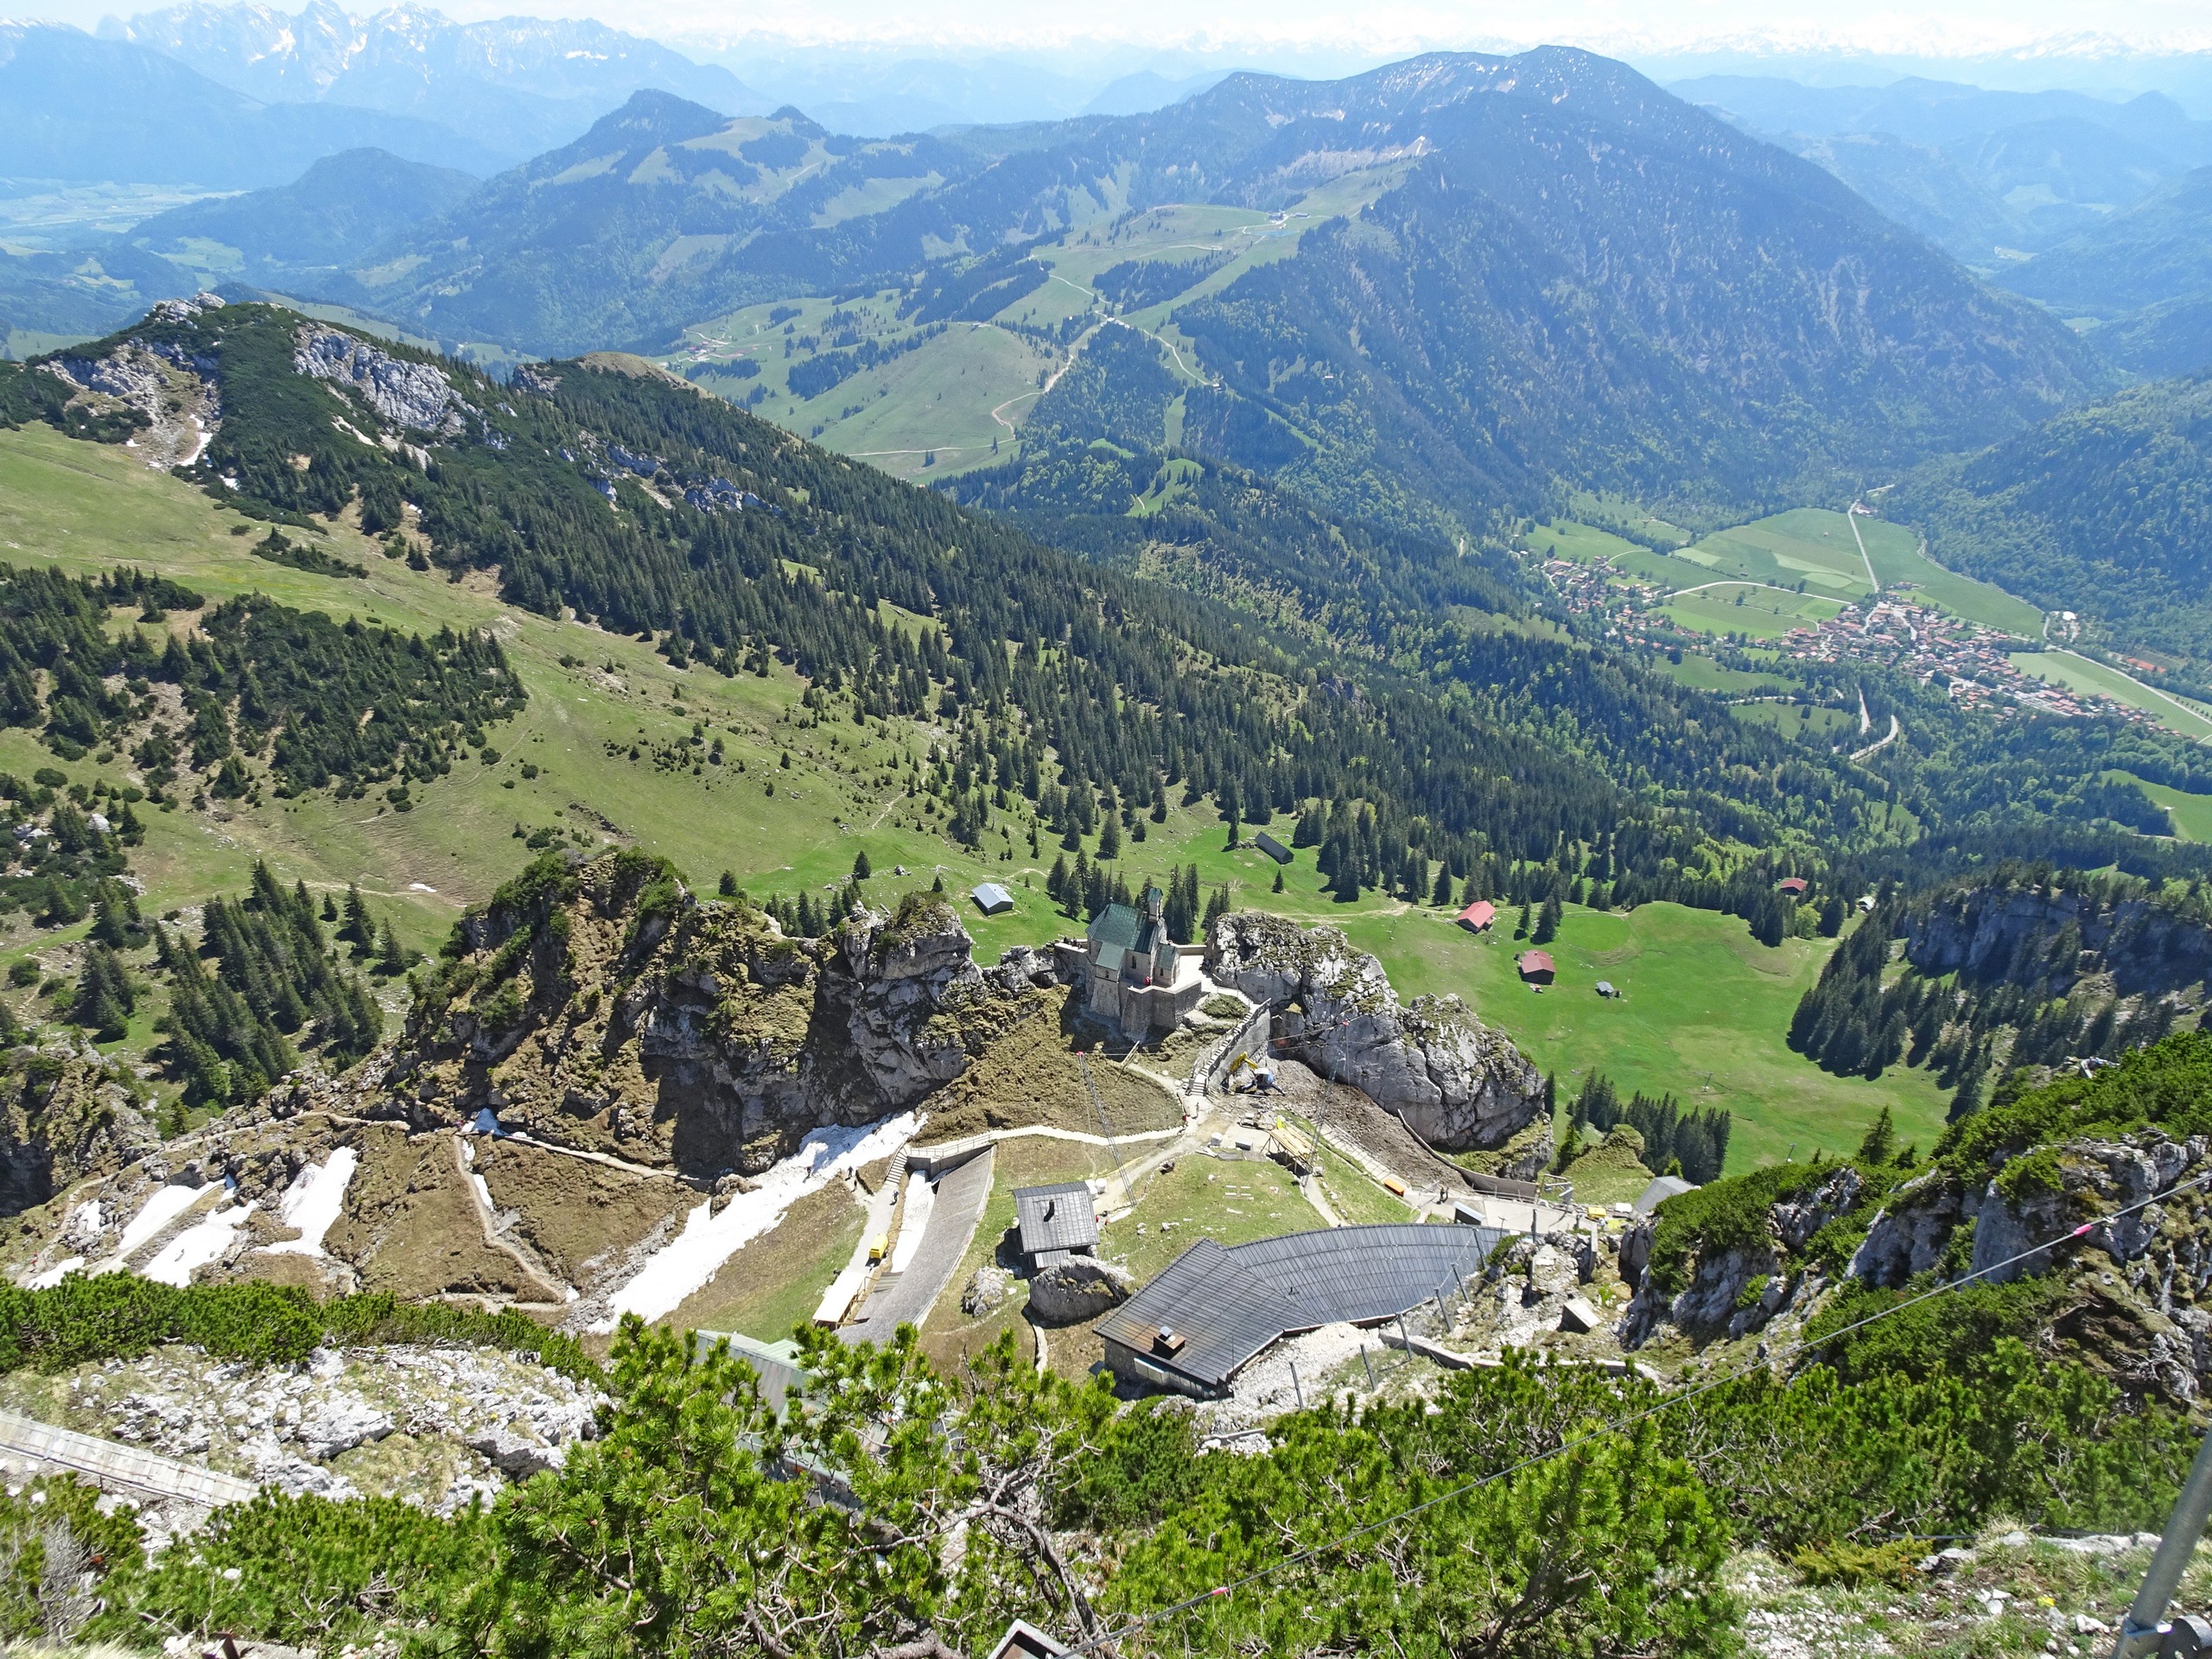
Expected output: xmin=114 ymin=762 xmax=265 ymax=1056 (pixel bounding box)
xmin=26 ymin=0 xmax=2212 ymax=60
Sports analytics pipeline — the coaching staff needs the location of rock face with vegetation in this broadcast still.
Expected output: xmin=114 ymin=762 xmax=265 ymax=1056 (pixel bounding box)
xmin=391 ymin=851 xmax=1030 ymax=1178
xmin=1621 ymin=1034 xmax=2212 ymax=1406
xmin=1205 ymin=911 xmax=1544 ymax=1152
xmin=0 ymin=1048 xmax=159 ymax=1217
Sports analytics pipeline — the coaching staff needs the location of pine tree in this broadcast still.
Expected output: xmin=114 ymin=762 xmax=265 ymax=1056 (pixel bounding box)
xmin=719 ymin=870 xmax=740 ymax=897
xmin=1856 ymin=1106 xmax=1895 ymax=1166
xmin=1098 ymin=816 xmax=1122 ymax=861
xmin=340 ymin=883 xmax=373 ymax=950
xmin=71 ymin=944 xmax=134 ymax=1040
xmin=852 ymin=850 xmax=872 ymax=880
xmin=1273 ymin=868 xmax=1285 ymax=894
xmin=376 ymin=921 xmax=406 ymax=977
xmin=1203 ymin=884 xmax=1232 ymax=932
xmin=1221 ymin=782 xmax=1241 ymax=851
xmin=1533 ymin=891 xmax=1561 ymax=945
xmin=1431 ymin=862 xmax=1454 ymax=906
xmin=1514 ymin=900 xmax=1532 ymax=939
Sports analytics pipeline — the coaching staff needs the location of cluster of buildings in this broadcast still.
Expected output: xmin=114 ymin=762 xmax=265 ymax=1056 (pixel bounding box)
xmin=1541 ymin=546 xmax=2165 ymax=731
xmin=1777 ymin=595 xmax=2134 ymax=723
xmin=1538 ymin=555 xmax=1669 ymax=646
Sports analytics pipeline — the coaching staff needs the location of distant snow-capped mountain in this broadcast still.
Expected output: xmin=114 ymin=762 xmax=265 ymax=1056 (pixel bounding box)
xmin=99 ymin=3 xmax=766 ymax=159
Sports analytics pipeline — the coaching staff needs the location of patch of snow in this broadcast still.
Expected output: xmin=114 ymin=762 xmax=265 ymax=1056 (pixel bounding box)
xmin=143 ymin=1203 xmax=256 ymax=1287
xmin=113 ymin=1181 xmax=219 ymax=1261
xmin=410 ymin=882 xmax=437 ymax=893
xmin=263 ymin=1147 xmax=358 ymax=1258
xmin=26 ymin=1256 xmax=84 ymax=1289
xmin=590 ymin=1113 xmax=919 ymax=1332
xmin=890 ymin=1170 xmax=936 ymax=1273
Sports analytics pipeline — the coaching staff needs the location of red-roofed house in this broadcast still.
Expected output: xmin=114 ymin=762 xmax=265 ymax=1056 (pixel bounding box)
xmin=1777 ymin=877 xmax=1808 ymax=897
xmin=1516 ymin=950 xmax=1555 ymax=985
xmin=1456 ymin=899 xmax=1497 ymax=933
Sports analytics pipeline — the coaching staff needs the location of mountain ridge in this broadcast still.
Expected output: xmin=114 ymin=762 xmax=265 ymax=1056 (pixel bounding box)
xmin=101 ymin=0 xmax=766 ymax=161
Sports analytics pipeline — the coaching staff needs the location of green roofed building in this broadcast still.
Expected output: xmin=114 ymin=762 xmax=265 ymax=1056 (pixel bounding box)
xmin=1073 ymin=883 xmax=1206 ymax=1036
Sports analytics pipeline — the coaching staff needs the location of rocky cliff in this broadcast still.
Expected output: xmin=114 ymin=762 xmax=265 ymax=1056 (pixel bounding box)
xmin=382 ymin=853 xmax=1035 ymax=1179
xmin=0 ymin=1047 xmax=160 ymax=1220
xmin=0 ymin=852 xmax=1066 ymax=1310
xmin=1616 ymin=1034 xmax=2212 ymax=1405
xmin=1205 ymin=911 xmax=1545 ymax=1156
xmin=1905 ymin=880 xmax=2212 ymax=1007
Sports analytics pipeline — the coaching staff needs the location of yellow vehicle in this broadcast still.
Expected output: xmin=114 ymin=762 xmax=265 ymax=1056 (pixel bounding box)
xmin=867 ymin=1233 xmax=889 ymax=1265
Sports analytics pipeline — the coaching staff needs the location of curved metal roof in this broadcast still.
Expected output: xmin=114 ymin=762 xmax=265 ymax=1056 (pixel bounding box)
xmin=1096 ymin=1222 xmax=1507 ymax=1391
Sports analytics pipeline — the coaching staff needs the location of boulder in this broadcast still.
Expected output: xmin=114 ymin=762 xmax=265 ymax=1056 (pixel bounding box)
xmin=1206 ymin=912 xmax=1543 ymax=1151
xmin=1027 ymin=1255 xmax=1137 ymax=1325
xmin=962 ymin=1265 xmax=1014 ymax=1318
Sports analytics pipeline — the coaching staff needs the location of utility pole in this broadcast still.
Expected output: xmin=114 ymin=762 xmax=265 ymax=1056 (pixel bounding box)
xmin=2111 ymin=1425 xmax=2212 ymax=1658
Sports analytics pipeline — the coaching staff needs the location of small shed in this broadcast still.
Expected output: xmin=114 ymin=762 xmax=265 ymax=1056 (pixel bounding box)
xmin=971 ymin=882 xmax=1014 ymax=916
xmin=1633 ymin=1175 xmax=1698 ymax=1216
xmin=1594 ymin=980 xmax=1619 ymax=999
xmin=1516 ymin=950 xmax=1555 ymax=985
xmin=1013 ymin=1181 xmax=1097 ymax=1266
xmin=1777 ymin=876 xmax=1808 ymax=897
xmin=1253 ymin=831 xmax=1294 ymax=865
xmin=1456 ymin=899 xmax=1497 ymax=933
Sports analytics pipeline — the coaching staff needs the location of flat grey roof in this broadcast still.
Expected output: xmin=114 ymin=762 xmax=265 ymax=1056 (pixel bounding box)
xmin=1634 ymin=1175 xmax=1697 ymax=1215
xmin=1097 ymin=1222 xmax=1507 ymax=1391
xmin=1013 ymin=1181 xmax=1097 ymax=1256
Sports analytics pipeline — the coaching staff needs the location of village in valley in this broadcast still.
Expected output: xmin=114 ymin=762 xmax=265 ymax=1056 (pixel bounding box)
xmin=1539 ymin=543 xmax=2159 ymax=729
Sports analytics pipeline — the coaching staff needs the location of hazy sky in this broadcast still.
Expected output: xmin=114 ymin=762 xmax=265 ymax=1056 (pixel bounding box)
xmin=33 ymin=0 xmax=2212 ymax=57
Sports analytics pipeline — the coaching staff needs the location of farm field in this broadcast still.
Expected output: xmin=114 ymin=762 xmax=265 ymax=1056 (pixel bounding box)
xmin=1332 ymin=901 xmax=1954 ymax=1174
xmin=1729 ymin=702 xmax=1858 ymax=741
xmin=1544 ymin=505 xmax=2042 ymax=641
xmin=2014 ymin=651 xmax=2212 ymax=742
xmin=1662 ymin=582 xmax=1847 ymax=639
xmin=1656 ymin=656 xmax=1794 ymax=696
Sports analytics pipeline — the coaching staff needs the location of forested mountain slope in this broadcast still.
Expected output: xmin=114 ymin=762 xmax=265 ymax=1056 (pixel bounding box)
xmin=0 ymin=297 xmax=1877 ymax=908
xmin=1890 ymin=372 xmax=2212 ymax=671
xmin=123 ymin=149 xmax=481 ymax=291
xmin=1997 ymin=167 xmax=2212 ymax=377
xmin=324 ymin=97 xmax=984 ymax=359
xmin=313 ymin=48 xmax=2105 ymax=531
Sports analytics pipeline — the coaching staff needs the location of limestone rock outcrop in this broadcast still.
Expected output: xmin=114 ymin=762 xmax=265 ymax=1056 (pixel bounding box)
xmin=1027 ymin=1255 xmax=1137 ymax=1325
xmin=0 ymin=1047 xmax=160 ymax=1219
xmin=380 ymin=854 xmax=1033 ymax=1178
xmin=293 ymin=322 xmax=471 ymax=435
xmin=1205 ymin=912 xmax=1543 ymax=1152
